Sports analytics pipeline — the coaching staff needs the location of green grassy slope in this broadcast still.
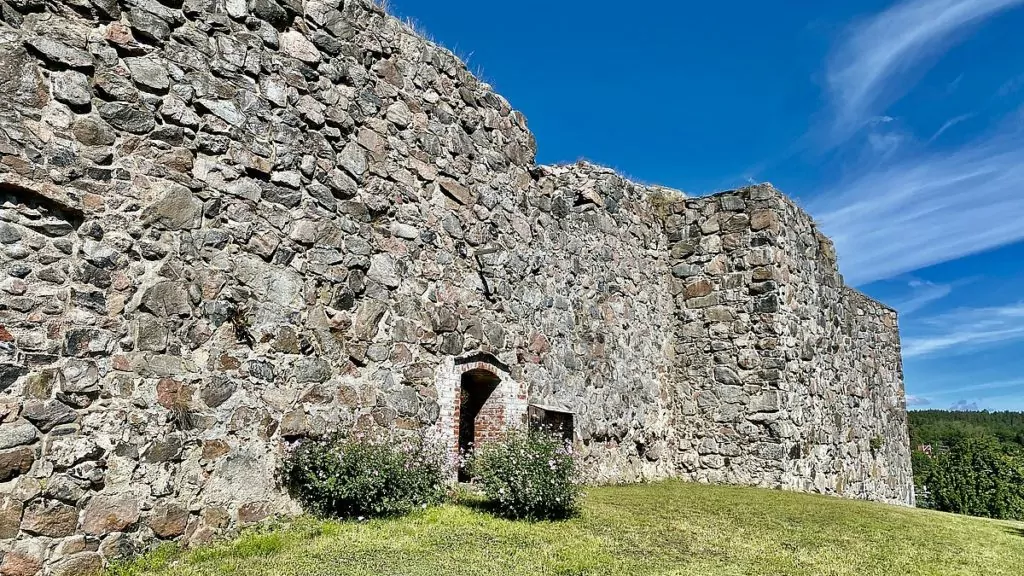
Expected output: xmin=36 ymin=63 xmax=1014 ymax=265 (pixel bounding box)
xmin=109 ymin=481 xmax=1024 ymax=576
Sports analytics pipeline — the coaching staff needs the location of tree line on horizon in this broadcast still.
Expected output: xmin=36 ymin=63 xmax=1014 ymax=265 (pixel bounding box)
xmin=908 ymin=410 xmax=1024 ymax=520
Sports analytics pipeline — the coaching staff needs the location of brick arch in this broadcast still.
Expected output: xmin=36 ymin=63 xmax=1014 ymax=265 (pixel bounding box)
xmin=453 ymin=351 xmax=508 ymax=378
xmin=434 ymin=352 xmax=528 ymax=473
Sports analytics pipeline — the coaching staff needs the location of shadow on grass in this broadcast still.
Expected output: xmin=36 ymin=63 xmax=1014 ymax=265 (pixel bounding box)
xmin=455 ymin=494 xmax=581 ymax=524
xmin=458 ymin=494 xmax=497 ymax=514
xmin=1004 ymin=526 xmax=1024 ymax=538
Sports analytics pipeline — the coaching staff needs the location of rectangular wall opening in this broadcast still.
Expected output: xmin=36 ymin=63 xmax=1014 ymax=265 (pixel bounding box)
xmin=528 ymin=404 xmax=574 ymax=444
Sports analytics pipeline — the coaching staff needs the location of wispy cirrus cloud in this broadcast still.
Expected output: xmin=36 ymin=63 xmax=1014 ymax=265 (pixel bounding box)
xmin=812 ymin=126 xmax=1024 ymax=285
xmin=902 ymin=302 xmax=1024 ymax=357
xmin=996 ymin=72 xmax=1024 ymax=97
xmin=908 ymin=378 xmax=1024 ymax=410
xmin=826 ymin=0 xmax=1024 ymax=142
xmin=890 ymin=279 xmax=955 ymax=315
xmin=928 ymin=377 xmax=1024 ymax=396
xmin=928 ymin=112 xmax=976 ymax=142
xmin=805 ymin=0 xmax=1024 ymax=285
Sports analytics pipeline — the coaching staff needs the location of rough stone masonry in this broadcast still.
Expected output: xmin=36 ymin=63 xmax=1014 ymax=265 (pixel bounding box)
xmin=0 ymin=0 xmax=914 ymax=572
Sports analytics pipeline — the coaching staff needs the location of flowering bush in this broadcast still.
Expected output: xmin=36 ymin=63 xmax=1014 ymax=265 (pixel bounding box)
xmin=282 ymin=432 xmax=448 ymax=519
xmin=468 ymin=428 xmax=581 ymax=520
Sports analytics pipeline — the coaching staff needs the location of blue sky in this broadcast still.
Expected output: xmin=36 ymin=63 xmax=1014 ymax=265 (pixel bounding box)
xmin=388 ymin=0 xmax=1024 ymax=411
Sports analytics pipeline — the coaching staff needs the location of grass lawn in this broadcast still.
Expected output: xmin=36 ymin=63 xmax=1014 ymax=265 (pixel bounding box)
xmin=108 ymin=481 xmax=1024 ymax=576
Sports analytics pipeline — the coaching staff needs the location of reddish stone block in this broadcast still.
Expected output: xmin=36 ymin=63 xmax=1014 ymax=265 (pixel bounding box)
xmin=81 ymin=494 xmax=140 ymax=535
xmin=149 ymin=502 xmax=188 ymax=539
xmin=20 ymin=500 xmax=78 ymax=537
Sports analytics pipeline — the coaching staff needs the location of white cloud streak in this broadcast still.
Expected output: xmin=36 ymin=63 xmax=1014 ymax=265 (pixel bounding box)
xmin=827 ymin=0 xmax=1024 ymax=141
xmin=926 ymin=377 xmax=1024 ymax=396
xmin=811 ymin=123 xmax=1024 ymax=284
xmin=902 ymin=302 xmax=1024 ymax=357
xmin=890 ymin=279 xmax=955 ymax=314
xmin=927 ymin=112 xmax=975 ymax=142
xmin=807 ymin=0 xmax=1024 ymax=285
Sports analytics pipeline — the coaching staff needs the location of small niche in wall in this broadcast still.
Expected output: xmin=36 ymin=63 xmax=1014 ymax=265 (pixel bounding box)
xmin=528 ymin=404 xmax=574 ymax=444
xmin=1 ymin=183 xmax=85 ymax=230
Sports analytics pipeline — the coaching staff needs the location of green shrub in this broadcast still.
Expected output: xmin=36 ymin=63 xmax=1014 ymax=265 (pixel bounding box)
xmin=918 ymin=436 xmax=1024 ymax=520
xmin=282 ymin=433 xmax=448 ymax=519
xmin=869 ymin=435 xmax=884 ymax=453
xmin=468 ymin=428 xmax=581 ymax=520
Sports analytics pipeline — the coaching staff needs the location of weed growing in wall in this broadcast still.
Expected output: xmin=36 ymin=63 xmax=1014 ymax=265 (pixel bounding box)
xmin=870 ymin=435 xmax=885 ymax=454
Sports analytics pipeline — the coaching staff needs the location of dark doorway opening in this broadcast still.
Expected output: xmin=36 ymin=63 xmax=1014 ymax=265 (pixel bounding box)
xmin=457 ymin=368 xmax=501 ymax=482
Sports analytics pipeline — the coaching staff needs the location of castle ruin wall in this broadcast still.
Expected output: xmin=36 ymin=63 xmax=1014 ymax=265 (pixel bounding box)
xmin=0 ymin=0 xmax=912 ymax=572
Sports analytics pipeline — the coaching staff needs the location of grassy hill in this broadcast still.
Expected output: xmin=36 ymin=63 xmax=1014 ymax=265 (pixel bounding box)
xmin=109 ymin=481 xmax=1024 ymax=576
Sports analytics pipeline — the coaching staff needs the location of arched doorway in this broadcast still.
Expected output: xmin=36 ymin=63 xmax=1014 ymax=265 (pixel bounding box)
xmin=435 ymin=352 xmax=528 ymax=481
xmin=457 ymin=368 xmax=503 ymax=481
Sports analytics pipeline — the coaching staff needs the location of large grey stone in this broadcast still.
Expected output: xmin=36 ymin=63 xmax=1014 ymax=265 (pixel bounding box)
xmin=386 ymin=101 xmax=412 ymax=127
xmin=49 ymin=553 xmax=103 ymax=576
xmin=0 ymin=44 xmax=48 ymax=109
xmin=438 ymin=177 xmax=476 ymax=205
xmin=94 ymin=69 xmax=138 ymax=102
xmin=72 ymin=116 xmax=116 ymax=145
xmin=0 ymin=496 xmax=22 ymax=539
xmin=125 ymin=57 xmax=170 ymax=92
xmin=279 ymin=409 xmax=308 ymax=437
xmin=50 ymin=70 xmax=91 ymax=107
xmin=367 ymin=253 xmax=400 ymax=288
xmin=352 ymin=300 xmax=387 ymax=341
xmin=0 ymin=421 xmax=37 ymax=450
xmin=64 ymin=328 xmax=115 ymax=357
xmin=48 ymin=435 xmax=103 ymax=469
xmin=144 ymin=434 xmax=183 ymax=462
xmin=713 ymin=366 xmax=741 ymax=386
xmin=0 ymin=223 xmax=21 ymax=244
xmin=280 ymin=31 xmax=320 ymax=63
xmin=196 ymin=98 xmax=245 ymax=126
xmin=127 ymin=8 xmax=171 ymax=42
xmin=0 ymin=364 xmax=27 ymax=393
xmin=98 ymin=101 xmax=155 ymax=134
xmin=24 ymin=37 xmax=92 ymax=70
xmin=141 ymin=282 xmax=191 ymax=317
xmin=149 ymin=502 xmax=188 ymax=538
xmin=135 ymin=313 xmax=169 ymax=351
xmin=293 ymin=358 xmax=330 ymax=384
xmin=338 ymin=142 xmax=368 ymax=180
xmin=201 ymin=376 xmax=236 ymax=408
xmin=22 ymin=400 xmax=76 ymax=432
xmin=250 ymin=0 xmax=289 ymax=29
xmin=43 ymin=474 xmax=86 ymax=504
xmin=389 ymin=386 xmax=419 ymax=417
xmin=144 ymin=185 xmax=203 ymax=230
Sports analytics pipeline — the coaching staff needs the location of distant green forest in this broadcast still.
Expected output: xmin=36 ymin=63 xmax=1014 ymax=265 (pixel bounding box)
xmin=908 ymin=410 xmax=1024 ymax=451
xmin=907 ymin=410 xmax=1024 ymax=520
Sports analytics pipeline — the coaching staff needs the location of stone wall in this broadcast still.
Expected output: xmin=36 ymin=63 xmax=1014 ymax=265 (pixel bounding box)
xmin=657 ymin=186 xmax=911 ymax=505
xmin=0 ymin=0 xmax=912 ymax=572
